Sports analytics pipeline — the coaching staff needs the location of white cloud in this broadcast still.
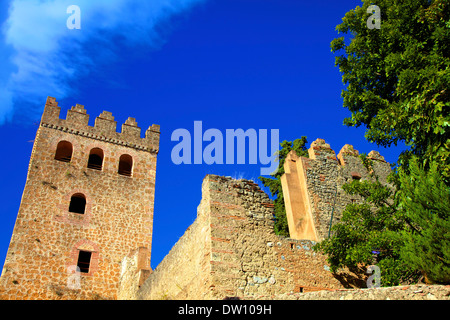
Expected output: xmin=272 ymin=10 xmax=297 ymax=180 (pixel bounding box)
xmin=0 ymin=0 xmax=205 ymax=124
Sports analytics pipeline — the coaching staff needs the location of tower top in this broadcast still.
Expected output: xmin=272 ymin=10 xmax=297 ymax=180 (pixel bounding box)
xmin=41 ymin=97 xmax=160 ymax=154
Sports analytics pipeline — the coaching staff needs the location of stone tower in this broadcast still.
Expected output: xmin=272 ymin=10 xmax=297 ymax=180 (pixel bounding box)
xmin=0 ymin=97 xmax=160 ymax=299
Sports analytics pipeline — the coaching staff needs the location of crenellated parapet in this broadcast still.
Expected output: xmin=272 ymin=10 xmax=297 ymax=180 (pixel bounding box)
xmin=337 ymin=144 xmax=359 ymax=165
xmin=308 ymin=138 xmax=336 ymax=161
xmin=281 ymin=138 xmax=392 ymax=242
xmin=367 ymin=150 xmax=386 ymax=162
xmin=41 ymin=97 xmax=160 ymax=154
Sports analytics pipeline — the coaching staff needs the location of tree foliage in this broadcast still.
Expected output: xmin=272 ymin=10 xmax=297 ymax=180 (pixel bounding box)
xmin=316 ymin=157 xmax=450 ymax=285
xmin=397 ymin=158 xmax=450 ymax=283
xmin=331 ymin=0 xmax=450 ymax=180
xmin=315 ymin=0 xmax=450 ymax=285
xmin=259 ymin=137 xmax=308 ymax=236
xmin=314 ymin=177 xmax=421 ymax=286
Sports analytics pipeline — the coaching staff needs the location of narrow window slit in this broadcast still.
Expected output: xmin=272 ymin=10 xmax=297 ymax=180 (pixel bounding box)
xmin=77 ymin=250 xmax=92 ymax=273
xmin=118 ymin=154 xmax=133 ymax=177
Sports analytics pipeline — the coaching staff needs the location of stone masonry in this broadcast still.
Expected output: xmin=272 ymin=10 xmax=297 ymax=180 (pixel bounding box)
xmin=249 ymin=284 xmax=450 ymax=300
xmin=119 ymin=175 xmax=365 ymax=300
xmin=118 ymin=139 xmax=395 ymax=300
xmin=0 ymin=97 xmax=159 ymax=300
xmin=281 ymin=138 xmax=392 ymax=241
xmin=2 ymin=98 xmax=447 ymax=300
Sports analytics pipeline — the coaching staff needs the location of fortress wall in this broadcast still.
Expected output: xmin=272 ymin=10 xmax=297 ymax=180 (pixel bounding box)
xmin=0 ymin=96 xmax=408 ymax=301
xmin=131 ymin=182 xmax=213 ymax=300
xmin=118 ymin=247 xmax=151 ymax=300
xmin=132 ymin=175 xmax=361 ymax=300
xmin=246 ymin=284 xmax=450 ymax=300
xmin=282 ymin=139 xmax=392 ymax=242
xmin=206 ymin=175 xmax=359 ymax=299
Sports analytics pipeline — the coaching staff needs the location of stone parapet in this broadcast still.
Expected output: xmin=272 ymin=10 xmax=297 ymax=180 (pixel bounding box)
xmin=41 ymin=97 xmax=160 ymax=154
xmin=282 ymin=138 xmax=392 ymax=241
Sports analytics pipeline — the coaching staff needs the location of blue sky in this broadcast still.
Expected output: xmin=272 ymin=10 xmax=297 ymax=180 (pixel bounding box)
xmin=0 ymin=0 xmax=406 ymax=270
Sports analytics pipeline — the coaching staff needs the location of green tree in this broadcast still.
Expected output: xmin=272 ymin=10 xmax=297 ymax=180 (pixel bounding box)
xmin=315 ymin=0 xmax=450 ymax=286
xmin=397 ymin=158 xmax=450 ymax=283
xmin=259 ymin=137 xmax=308 ymax=236
xmin=331 ymin=0 xmax=450 ymax=180
xmin=314 ymin=178 xmax=421 ymax=286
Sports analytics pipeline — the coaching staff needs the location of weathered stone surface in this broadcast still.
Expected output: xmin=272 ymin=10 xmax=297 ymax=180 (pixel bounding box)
xmin=249 ymin=284 xmax=450 ymax=300
xmin=130 ymin=175 xmax=364 ymax=300
xmin=282 ymin=139 xmax=393 ymax=242
xmin=0 ymin=97 xmax=159 ymax=300
xmin=3 ymin=98 xmax=444 ymax=301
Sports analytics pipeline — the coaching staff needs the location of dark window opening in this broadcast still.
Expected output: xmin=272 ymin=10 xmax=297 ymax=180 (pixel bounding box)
xmin=77 ymin=250 xmax=92 ymax=273
xmin=118 ymin=154 xmax=133 ymax=177
xmin=87 ymin=148 xmax=103 ymax=170
xmin=55 ymin=141 xmax=73 ymax=162
xmin=69 ymin=193 xmax=86 ymax=214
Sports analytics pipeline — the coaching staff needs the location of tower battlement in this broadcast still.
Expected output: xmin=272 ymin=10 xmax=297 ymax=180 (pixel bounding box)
xmin=282 ymin=138 xmax=391 ymax=242
xmin=42 ymin=97 xmax=160 ymax=154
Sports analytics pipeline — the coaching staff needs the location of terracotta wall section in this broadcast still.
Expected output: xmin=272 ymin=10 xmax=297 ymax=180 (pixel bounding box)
xmin=280 ymin=152 xmax=317 ymax=241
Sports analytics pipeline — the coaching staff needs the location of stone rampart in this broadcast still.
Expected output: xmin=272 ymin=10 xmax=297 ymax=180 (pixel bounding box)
xmin=281 ymin=138 xmax=392 ymax=241
xmin=122 ymin=175 xmax=364 ymax=300
xmin=0 ymin=97 xmax=158 ymax=300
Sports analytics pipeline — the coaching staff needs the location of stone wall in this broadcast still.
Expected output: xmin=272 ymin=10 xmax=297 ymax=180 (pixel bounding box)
xmin=281 ymin=138 xmax=392 ymax=242
xmin=133 ymin=193 xmax=212 ymax=300
xmin=126 ymin=175 xmax=363 ymax=300
xmin=251 ymin=284 xmax=450 ymax=300
xmin=0 ymin=97 xmax=159 ymax=300
xmin=118 ymin=247 xmax=152 ymax=300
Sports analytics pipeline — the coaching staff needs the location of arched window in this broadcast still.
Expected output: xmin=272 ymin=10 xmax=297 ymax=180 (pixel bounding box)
xmin=118 ymin=154 xmax=133 ymax=177
xmin=54 ymin=141 xmax=73 ymax=162
xmin=69 ymin=193 xmax=86 ymax=214
xmin=87 ymin=148 xmax=103 ymax=170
